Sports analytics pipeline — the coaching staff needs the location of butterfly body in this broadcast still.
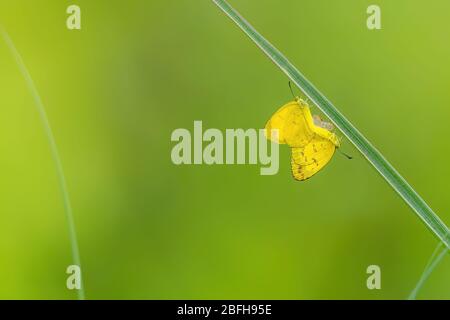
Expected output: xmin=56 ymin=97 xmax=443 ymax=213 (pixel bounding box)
xmin=265 ymin=98 xmax=339 ymax=181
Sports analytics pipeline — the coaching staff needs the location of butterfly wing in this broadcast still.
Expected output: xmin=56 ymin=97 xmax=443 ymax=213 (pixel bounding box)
xmin=265 ymin=101 xmax=314 ymax=147
xmin=265 ymin=98 xmax=340 ymax=181
xmin=290 ymin=135 xmax=336 ymax=181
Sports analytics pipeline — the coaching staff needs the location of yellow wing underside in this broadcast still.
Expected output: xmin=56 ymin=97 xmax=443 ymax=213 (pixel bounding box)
xmin=265 ymin=101 xmax=314 ymax=147
xmin=265 ymin=99 xmax=339 ymax=181
xmin=290 ymin=137 xmax=336 ymax=181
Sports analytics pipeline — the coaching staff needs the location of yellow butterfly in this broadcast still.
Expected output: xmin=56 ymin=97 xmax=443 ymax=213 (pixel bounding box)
xmin=265 ymin=97 xmax=340 ymax=181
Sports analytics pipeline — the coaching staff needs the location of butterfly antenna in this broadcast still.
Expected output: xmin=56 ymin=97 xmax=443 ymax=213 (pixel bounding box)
xmin=288 ymin=81 xmax=296 ymax=99
xmin=338 ymin=149 xmax=353 ymax=160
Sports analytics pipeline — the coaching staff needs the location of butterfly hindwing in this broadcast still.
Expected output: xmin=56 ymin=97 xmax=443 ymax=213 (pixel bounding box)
xmin=290 ymin=135 xmax=336 ymax=181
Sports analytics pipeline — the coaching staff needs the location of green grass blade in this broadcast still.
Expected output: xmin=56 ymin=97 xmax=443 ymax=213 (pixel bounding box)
xmin=408 ymin=243 xmax=448 ymax=299
xmin=211 ymin=0 xmax=450 ymax=249
xmin=1 ymin=28 xmax=85 ymax=300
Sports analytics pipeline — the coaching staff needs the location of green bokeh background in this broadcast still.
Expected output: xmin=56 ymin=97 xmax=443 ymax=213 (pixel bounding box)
xmin=0 ymin=0 xmax=449 ymax=299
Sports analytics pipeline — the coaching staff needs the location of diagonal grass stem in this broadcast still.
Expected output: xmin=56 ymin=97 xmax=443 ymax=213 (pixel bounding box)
xmin=211 ymin=0 xmax=450 ymax=250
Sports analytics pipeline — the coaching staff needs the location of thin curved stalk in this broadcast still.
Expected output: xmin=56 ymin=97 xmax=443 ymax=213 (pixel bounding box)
xmin=409 ymin=243 xmax=448 ymax=299
xmin=1 ymin=28 xmax=85 ymax=300
xmin=212 ymin=0 xmax=450 ymax=249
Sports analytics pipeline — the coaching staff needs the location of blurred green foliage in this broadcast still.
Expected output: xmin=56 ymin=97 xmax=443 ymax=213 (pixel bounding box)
xmin=0 ymin=0 xmax=449 ymax=299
